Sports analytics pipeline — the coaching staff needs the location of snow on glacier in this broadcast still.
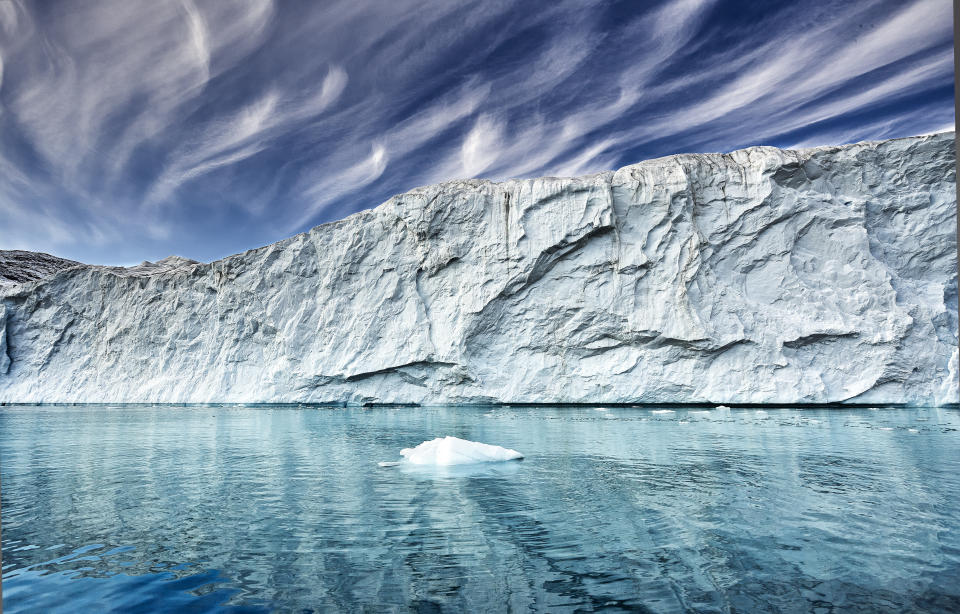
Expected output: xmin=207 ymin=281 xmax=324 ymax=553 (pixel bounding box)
xmin=0 ymin=133 xmax=956 ymax=405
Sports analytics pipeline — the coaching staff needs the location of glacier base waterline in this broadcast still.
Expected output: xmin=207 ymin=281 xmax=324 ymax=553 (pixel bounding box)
xmin=0 ymin=133 xmax=956 ymax=405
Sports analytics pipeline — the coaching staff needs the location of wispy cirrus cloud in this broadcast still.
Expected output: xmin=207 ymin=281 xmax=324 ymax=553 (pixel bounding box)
xmin=0 ymin=0 xmax=952 ymax=264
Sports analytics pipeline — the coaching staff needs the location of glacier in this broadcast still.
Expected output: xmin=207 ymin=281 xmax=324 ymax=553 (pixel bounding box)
xmin=0 ymin=132 xmax=956 ymax=405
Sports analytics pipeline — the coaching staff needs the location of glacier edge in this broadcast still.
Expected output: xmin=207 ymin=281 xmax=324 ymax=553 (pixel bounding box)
xmin=0 ymin=132 xmax=957 ymax=405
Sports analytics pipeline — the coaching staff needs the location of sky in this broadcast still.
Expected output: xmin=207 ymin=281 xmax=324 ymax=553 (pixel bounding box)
xmin=0 ymin=0 xmax=954 ymax=265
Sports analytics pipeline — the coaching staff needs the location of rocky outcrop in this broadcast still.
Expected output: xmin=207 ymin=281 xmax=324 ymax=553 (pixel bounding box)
xmin=0 ymin=250 xmax=84 ymax=288
xmin=0 ymin=133 xmax=956 ymax=404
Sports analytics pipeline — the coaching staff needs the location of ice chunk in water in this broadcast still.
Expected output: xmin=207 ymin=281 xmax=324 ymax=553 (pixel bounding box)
xmin=392 ymin=436 xmax=523 ymax=466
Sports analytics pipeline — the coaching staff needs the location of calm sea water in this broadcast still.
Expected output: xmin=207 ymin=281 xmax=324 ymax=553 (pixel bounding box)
xmin=2 ymin=405 xmax=958 ymax=613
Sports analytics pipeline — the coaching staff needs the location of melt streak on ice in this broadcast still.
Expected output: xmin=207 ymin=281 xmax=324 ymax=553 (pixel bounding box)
xmin=0 ymin=133 xmax=956 ymax=405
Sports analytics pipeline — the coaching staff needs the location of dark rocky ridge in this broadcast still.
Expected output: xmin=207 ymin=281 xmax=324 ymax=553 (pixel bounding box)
xmin=0 ymin=250 xmax=84 ymax=288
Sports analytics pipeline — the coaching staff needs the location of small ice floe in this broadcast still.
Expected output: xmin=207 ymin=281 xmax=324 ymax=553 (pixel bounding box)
xmin=908 ymin=428 xmax=919 ymax=433
xmin=878 ymin=427 xmax=893 ymax=431
xmin=651 ymin=409 xmax=675 ymax=414
xmin=593 ymin=407 xmax=609 ymax=412
xmin=380 ymin=436 xmax=523 ymax=467
xmin=716 ymin=405 xmax=731 ymax=410
xmin=755 ymin=410 xmax=768 ymax=417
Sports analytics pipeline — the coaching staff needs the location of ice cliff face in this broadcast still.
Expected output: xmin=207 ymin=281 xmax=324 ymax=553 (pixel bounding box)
xmin=1 ymin=133 xmax=956 ymax=404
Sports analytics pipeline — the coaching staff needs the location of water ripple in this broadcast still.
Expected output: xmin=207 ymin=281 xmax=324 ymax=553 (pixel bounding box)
xmin=1 ymin=405 xmax=958 ymax=612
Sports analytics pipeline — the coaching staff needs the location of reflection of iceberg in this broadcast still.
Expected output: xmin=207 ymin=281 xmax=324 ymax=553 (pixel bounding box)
xmin=383 ymin=436 xmax=523 ymax=466
xmin=398 ymin=460 xmax=524 ymax=479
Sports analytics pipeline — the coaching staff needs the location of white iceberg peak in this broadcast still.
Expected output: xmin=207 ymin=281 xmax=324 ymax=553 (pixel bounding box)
xmin=390 ymin=436 xmax=523 ymax=466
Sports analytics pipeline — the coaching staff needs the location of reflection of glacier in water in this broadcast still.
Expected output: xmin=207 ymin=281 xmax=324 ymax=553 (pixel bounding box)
xmin=2 ymin=405 xmax=959 ymax=613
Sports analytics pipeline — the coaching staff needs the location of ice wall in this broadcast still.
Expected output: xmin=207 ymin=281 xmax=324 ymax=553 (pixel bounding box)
xmin=1 ymin=133 xmax=956 ymax=404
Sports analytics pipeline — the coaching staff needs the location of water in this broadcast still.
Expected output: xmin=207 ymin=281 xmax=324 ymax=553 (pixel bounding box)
xmin=2 ymin=405 xmax=959 ymax=613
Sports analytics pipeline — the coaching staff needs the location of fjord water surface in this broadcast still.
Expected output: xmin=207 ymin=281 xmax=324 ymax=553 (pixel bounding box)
xmin=1 ymin=405 xmax=958 ymax=613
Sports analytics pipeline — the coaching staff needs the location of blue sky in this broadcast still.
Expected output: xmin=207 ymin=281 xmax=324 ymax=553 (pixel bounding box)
xmin=0 ymin=0 xmax=954 ymax=265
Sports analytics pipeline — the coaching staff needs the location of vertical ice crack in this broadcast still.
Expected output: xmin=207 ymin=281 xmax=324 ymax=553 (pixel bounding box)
xmin=0 ymin=303 xmax=10 ymax=375
xmin=414 ymin=269 xmax=438 ymax=359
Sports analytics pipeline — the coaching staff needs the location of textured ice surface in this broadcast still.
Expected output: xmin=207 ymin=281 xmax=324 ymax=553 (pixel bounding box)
xmin=393 ymin=436 xmax=524 ymax=466
xmin=0 ymin=133 xmax=956 ymax=404
xmin=0 ymin=303 xmax=8 ymax=375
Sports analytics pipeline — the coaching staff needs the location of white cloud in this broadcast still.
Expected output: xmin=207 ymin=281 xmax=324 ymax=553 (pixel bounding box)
xmin=0 ymin=0 xmax=952 ymax=262
xmin=179 ymin=0 xmax=211 ymax=86
xmin=316 ymin=66 xmax=349 ymax=111
xmin=292 ymin=143 xmax=389 ymax=229
xmin=795 ymin=0 xmax=951 ymax=94
xmin=461 ymin=114 xmax=503 ymax=177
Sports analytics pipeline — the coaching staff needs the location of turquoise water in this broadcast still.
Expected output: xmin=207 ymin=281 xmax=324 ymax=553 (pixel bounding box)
xmin=2 ymin=405 xmax=959 ymax=613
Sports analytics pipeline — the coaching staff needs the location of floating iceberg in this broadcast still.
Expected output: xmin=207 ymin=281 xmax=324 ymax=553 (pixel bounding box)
xmin=382 ymin=436 xmax=523 ymax=466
